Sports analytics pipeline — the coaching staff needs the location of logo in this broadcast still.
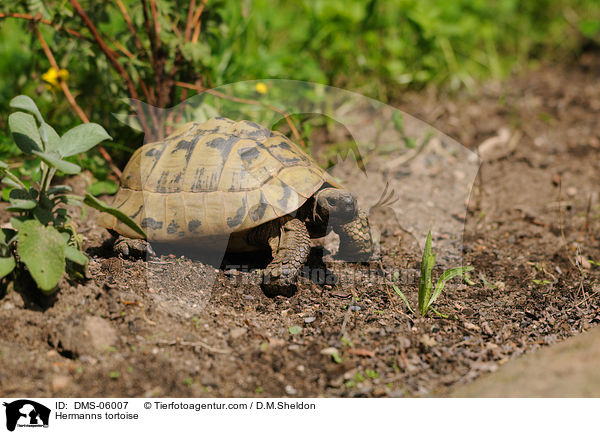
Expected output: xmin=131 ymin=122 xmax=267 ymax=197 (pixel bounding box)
xmin=3 ymin=400 xmax=50 ymax=432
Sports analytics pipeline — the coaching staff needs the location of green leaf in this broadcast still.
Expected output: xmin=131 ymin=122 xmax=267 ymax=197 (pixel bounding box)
xmin=7 ymin=188 xmax=37 ymax=210
xmin=405 ymin=137 xmax=417 ymax=149
xmin=2 ymin=177 xmax=21 ymax=189
xmin=392 ymin=284 xmax=415 ymax=314
xmin=0 ymin=256 xmax=16 ymax=279
xmin=88 ymin=180 xmax=119 ymax=196
xmin=392 ymin=111 xmax=405 ymax=135
xmin=65 ymin=246 xmax=88 ymax=266
xmin=579 ymin=19 xmax=600 ymax=38
xmin=428 ymin=266 xmax=474 ymax=309
xmin=10 ymin=217 xmax=25 ymax=230
xmin=32 ymin=151 xmax=81 ymax=174
xmin=17 ymin=220 xmax=66 ymax=293
xmin=8 ymin=112 xmax=42 ymax=154
xmin=47 ymin=185 xmax=73 ymax=196
xmin=84 ymin=193 xmax=146 ymax=238
xmin=288 ymin=325 xmax=302 ymax=335
xmin=418 ymin=231 xmax=435 ymax=315
xmin=10 ymin=95 xmax=43 ymax=124
xmin=0 ymin=228 xmax=17 ymax=246
xmin=0 ymin=160 xmax=7 ymax=169
xmin=1 ymin=170 xmax=27 ymax=189
xmin=7 ymin=199 xmax=37 ymax=211
xmin=33 ymin=207 xmax=54 ymax=225
xmin=40 ymin=122 xmax=61 ymax=153
xmin=59 ymin=232 xmax=70 ymax=243
xmin=59 ymin=123 xmax=112 ymax=157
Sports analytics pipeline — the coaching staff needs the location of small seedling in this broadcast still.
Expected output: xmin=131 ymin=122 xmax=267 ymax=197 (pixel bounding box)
xmin=353 ymin=372 xmax=366 ymax=383
xmin=365 ymin=369 xmax=379 ymax=379
xmin=393 ymin=231 xmax=473 ymax=317
xmin=341 ymin=336 xmax=353 ymax=347
xmin=0 ymin=95 xmax=145 ymax=294
xmin=288 ymin=325 xmax=302 ymax=335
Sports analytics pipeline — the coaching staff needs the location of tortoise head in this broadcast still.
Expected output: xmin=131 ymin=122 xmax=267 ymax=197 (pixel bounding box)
xmin=313 ymin=188 xmax=357 ymax=225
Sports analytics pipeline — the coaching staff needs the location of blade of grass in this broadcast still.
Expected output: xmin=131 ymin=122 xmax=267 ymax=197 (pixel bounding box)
xmin=418 ymin=231 xmax=435 ymax=315
xmin=427 ymin=266 xmax=474 ymax=310
xmin=429 ymin=306 xmax=449 ymax=319
xmin=392 ymin=284 xmax=415 ymax=314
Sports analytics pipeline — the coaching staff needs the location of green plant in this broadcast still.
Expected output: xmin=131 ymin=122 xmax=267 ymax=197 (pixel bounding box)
xmin=3 ymin=0 xmax=598 ymax=158
xmin=288 ymin=325 xmax=302 ymax=335
xmin=393 ymin=231 xmax=473 ymax=317
xmin=0 ymin=95 xmax=145 ymax=294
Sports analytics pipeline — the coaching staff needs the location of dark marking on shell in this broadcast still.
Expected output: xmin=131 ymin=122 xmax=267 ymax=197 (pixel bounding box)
xmin=155 ymin=170 xmax=170 ymax=193
xmin=249 ymin=192 xmax=268 ymax=222
xmin=171 ymin=137 xmax=198 ymax=163
xmin=191 ymin=167 xmax=220 ymax=192
xmin=206 ymin=135 xmax=239 ymax=189
xmin=227 ymin=196 xmax=247 ymax=228
xmin=194 ymin=128 xmax=220 ymax=136
xmin=167 ymin=221 xmax=180 ymax=234
xmin=271 ymin=140 xmax=304 ymax=164
xmin=145 ymin=148 xmax=160 ymax=157
xmin=277 ymin=180 xmax=293 ymax=210
xmin=171 ymin=172 xmax=182 ymax=187
xmin=142 ymin=142 xmax=168 ymax=175
xmin=238 ymin=146 xmax=260 ymax=165
xmin=188 ymin=219 xmax=202 ymax=232
xmin=131 ymin=205 xmax=143 ymax=219
xmin=141 ymin=217 xmax=163 ymax=230
xmin=206 ymin=135 xmax=239 ymax=161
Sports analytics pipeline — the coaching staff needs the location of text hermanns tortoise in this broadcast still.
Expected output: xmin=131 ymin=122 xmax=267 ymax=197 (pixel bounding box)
xmin=99 ymin=117 xmax=373 ymax=296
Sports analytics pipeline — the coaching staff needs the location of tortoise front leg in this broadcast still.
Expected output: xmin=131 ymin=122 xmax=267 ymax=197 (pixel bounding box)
xmin=112 ymin=233 xmax=156 ymax=258
xmin=262 ymin=218 xmax=311 ymax=297
xmin=335 ymin=209 xmax=373 ymax=262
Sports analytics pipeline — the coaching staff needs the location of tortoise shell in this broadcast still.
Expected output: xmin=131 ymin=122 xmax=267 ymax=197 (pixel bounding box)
xmin=99 ymin=117 xmax=340 ymax=242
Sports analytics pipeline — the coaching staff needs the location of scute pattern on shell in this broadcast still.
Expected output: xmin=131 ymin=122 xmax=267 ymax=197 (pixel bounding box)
xmin=99 ymin=117 xmax=331 ymax=241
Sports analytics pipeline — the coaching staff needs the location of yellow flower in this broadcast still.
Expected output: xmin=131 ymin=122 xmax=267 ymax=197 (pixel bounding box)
xmin=42 ymin=67 xmax=69 ymax=91
xmin=255 ymin=82 xmax=268 ymax=95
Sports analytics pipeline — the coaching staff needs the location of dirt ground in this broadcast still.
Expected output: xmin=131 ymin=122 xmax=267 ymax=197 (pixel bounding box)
xmin=1 ymin=54 xmax=600 ymax=398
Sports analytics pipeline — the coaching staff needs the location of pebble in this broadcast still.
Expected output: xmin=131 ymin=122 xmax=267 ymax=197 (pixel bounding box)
xmin=320 ymin=347 xmax=339 ymax=356
xmin=350 ymin=306 xmax=361 ymax=312
xmin=230 ymin=327 xmax=248 ymax=339
xmin=85 ymin=316 xmax=118 ymax=351
xmin=51 ymin=375 xmax=71 ymax=392
xmin=243 ymin=295 xmax=255 ymax=301
xmin=285 ymin=385 xmax=297 ymax=395
xmin=304 ymin=316 xmax=316 ymax=324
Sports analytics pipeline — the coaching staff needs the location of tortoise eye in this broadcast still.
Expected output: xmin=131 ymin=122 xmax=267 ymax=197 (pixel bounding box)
xmin=326 ymin=197 xmax=337 ymax=206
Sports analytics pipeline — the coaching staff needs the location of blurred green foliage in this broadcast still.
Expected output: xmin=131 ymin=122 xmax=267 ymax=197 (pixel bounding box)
xmin=0 ymin=0 xmax=599 ymax=175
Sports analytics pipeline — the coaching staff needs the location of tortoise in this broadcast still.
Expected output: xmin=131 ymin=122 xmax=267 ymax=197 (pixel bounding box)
xmin=99 ymin=117 xmax=373 ymax=296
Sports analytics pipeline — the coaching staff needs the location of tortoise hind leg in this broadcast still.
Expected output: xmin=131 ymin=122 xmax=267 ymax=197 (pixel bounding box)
xmin=262 ymin=218 xmax=310 ymax=297
xmin=335 ymin=209 xmax=373 ymax=262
